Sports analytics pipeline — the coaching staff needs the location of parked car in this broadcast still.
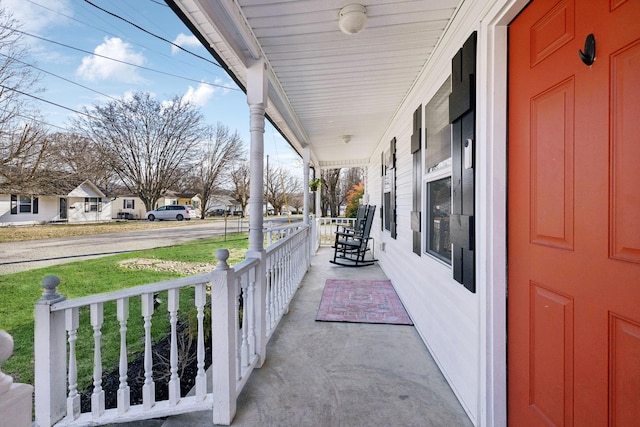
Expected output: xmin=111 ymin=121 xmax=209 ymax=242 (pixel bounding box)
xmin=146 ymin=205 xmax=196 ymax=221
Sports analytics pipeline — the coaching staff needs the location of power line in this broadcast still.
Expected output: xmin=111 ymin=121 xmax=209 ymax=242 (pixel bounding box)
xmin=7 ymin=112 xmax=71 ymax=132
xmin=0 ymin=52 xmax=118 ymax=102
xmin=0 ymin=84 xmax=96 ymax=120
xmin=3 ymin=26 xmax=239 ymax=92
xmin=82 ymin=0 xmax=221 ymax=68
xmin=24 ymin=0 xmax=227 ymax=85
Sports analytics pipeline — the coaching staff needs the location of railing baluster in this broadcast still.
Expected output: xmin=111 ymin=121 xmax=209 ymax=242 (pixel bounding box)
xmin=240 ymin=274 xmax=249 ymax=372
xmin=267 ymin=258 xmax=274 ymax=330
xmin=235 ymin=278 xmax=241 ymax=381
xmin=65 ymin=307 xmax=80 ymax=420
xmin=168 ymin=288 xmax=180 ymax=405
xmin=247 ymin=268 xmax=256 ymax=358
xmin=141 ymin=293 xmax=155 ymax=410
xmin=117 ymin=298 xmax=130 ymax=414
xmin=194 ymin=283 xmax=207 ymax=401
xmin=90 ymin=302 xmax=105 ymax=418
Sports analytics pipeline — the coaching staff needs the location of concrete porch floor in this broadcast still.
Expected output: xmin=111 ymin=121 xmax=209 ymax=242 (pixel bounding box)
xmin=155 ymin=247 xmax=474 ymax=427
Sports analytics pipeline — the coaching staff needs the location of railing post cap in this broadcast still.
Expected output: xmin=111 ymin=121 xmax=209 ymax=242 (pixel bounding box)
xmin=39 ymin=274 xmax=65 ymax=303
xmin=215 ymin=249 xmax=230 ymax=270
xmin=0 ymin=331 xmax=13 ymax=364
xmin=0 ymin=331 xmax=14 ymax=396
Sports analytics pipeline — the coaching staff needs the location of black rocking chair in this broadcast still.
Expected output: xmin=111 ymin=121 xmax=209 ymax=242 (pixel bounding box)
xmin=330 ymin=205 xmax=377 ymax=267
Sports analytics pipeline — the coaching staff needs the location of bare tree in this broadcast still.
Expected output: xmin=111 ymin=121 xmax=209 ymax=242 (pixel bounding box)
xmin=265 ymin=164 xmax=301 ymax=215
xmin=73 ymin=92 xmax=205 ymax=212
xmin=43 ymin=132 xmax=118 ymax=192
xmin=288 ymin=192 xmax=303 ymax=214
xmin=0 ymin=6 xmax=48 ymax=186
xmin=320 ymin=168 xmax=342 ymax=217
xmin=230 ymin=159 xmax=250 ymax=214
xmin=193 ymin=123 xmax=244 ymax=218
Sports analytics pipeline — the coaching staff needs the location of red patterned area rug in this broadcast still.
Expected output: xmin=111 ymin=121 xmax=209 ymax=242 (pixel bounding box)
xmin=316 ymin=279 xmax=413 ymax=325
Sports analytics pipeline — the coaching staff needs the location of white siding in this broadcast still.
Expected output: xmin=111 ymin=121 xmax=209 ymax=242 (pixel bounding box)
xmin=67 ymin=198 xmax=112 ymax=223
xmin=363 ymin=1 xmax=524 ymax=424
xmin=112 ymin=196 xmax=146 ymax=220
xmin=0 ymin=195 xmax=61 ymax=226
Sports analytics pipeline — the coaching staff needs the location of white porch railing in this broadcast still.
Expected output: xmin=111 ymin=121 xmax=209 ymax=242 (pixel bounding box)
xmin=33 ymin=225 xmax=311 ymax=427
xmin=262 ymin=221 xmax=306 ymax=247
xmin=316 ymin=217 xmax=356 ymax=247
xmin=0 ymin=331 xmax=33 ymax=427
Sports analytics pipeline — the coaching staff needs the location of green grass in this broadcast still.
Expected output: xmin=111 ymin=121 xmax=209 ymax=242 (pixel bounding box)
xmin=1 ymin=233 xmax=248 ymax=387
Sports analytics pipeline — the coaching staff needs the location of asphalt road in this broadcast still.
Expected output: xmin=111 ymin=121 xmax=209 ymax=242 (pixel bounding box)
xmin=0 ymin=219 xmax=257 ymax=274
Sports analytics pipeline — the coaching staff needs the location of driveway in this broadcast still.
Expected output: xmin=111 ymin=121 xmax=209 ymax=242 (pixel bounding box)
xmin=0 ymin=220 xmax=250 ymax=274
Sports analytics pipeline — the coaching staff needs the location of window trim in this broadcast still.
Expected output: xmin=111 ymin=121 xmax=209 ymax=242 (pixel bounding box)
xmin=84 ymin=197 xmax=102 ymax=213
xmin=10 ymin=194 xmax=39 ymax=215
xmin=422 ymin=76 xmax=453 ymax=265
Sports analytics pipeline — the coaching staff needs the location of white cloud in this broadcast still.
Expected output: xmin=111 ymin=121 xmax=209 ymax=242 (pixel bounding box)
xmin=3 ymin=0 xmax=72 ymax=34
xmin=171 ymin=33 xmax=201 ymax=54
xmin=181 ymin=82 xmax=216 ymax=107
xmin=76 ymin=37 xmax=145 ymax=83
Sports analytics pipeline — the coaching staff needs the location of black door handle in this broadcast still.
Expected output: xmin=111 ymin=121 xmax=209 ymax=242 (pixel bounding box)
xmin=579 ymin=34 xmax=596 ymax=66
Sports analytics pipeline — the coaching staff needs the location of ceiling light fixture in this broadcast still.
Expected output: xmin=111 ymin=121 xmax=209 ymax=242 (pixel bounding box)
xmin=339 ymin=4 xmax=367 ymax=35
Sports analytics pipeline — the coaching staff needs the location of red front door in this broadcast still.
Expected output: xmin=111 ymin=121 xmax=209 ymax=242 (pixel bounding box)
xmin=508 ymin=0 xmax=640 ymax=425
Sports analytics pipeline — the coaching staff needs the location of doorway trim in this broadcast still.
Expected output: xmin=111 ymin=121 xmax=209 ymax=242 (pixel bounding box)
xmin=475 ymin=0 xmax=529 ymax=425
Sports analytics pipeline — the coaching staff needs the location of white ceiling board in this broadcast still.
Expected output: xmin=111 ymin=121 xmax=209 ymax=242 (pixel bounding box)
xmin=170 ymin=0 xmax=463 ymax=167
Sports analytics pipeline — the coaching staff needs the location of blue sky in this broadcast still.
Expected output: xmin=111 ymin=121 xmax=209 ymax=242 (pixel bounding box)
xmin=5 ymin=0 xmax=302 ymax=176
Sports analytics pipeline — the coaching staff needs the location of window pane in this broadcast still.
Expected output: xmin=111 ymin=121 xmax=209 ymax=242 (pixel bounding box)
xmin=427 ymin=177 xmax=451 ymax=263
xmin=19 ymin=196 xmax=32 ymax=213
xmin=425 ymin=77 xmax=452 ymax=173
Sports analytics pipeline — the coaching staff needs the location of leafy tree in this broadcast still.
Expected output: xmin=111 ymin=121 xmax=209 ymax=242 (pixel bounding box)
xmin=193 ymin=123 xmax=244 ymax=218
xmin=345 ymin=181 xmax=365 ymax=217
xmin=73 ymin=91 xmax=205 ymax=212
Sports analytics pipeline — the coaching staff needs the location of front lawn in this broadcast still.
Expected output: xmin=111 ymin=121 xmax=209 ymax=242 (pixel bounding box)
xmin=0 ymin=233 xmax=248 ymax=387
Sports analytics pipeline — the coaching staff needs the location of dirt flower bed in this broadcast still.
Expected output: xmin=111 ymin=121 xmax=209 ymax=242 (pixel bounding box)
xmin=118 ymin=258 xmax=217 ymax=275
xmin=118 ymin=248 xmax=246 ymax=274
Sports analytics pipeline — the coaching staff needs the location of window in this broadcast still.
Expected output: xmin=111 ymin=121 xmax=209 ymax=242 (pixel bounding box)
xmin=10 ymin=194 xmax=38 ymax=214
xmin=427 ymin=177 xmax=452 ymax=262
xmin=424 ymin=77 xmax=452 ymax=264
xmin=84 ymin=197 xmax=102 ymax=212
xmin=123 ymin=199 xmax=135 ymax=209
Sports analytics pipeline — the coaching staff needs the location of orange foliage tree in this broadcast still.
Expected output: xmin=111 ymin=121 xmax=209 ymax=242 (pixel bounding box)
xmin=345 ymin=181 xmax=364 ymax=217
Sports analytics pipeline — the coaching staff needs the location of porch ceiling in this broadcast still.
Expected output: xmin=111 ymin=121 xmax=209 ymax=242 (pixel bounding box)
xmin=168 ymin=0 xmax=462 ymax=168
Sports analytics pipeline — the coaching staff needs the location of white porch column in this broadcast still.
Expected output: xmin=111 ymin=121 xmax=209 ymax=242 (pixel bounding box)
xmin=247 ymin=60 xmax=267 ymax=252
xmin=245 ymin=59 xmax=268 ymax=369
xmin=315 ymin=173 xmax=322 ymax=218
xmin=302 ymin=147 xmax=310 ymax=225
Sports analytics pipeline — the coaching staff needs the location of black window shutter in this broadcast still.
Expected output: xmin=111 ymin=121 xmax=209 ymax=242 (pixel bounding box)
xmin=123 ymin=199 xmax=127 ymax=209
xmin=449 ymin=32 xmax=477 ymax=293
xmin=390 ymin=137 xmax=397 ymax=239
xmin=132 ymin=199 xmax=135 ymax=209
xmin=10 ymin=194 xmax=17 ymax=215
xmin=33 ymin=197 xmax=38 ymax=214
xmin=380 ymin=152 xmax=384 ymax=231
xmin=411 ymin=105 xmax=422 ymax=255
